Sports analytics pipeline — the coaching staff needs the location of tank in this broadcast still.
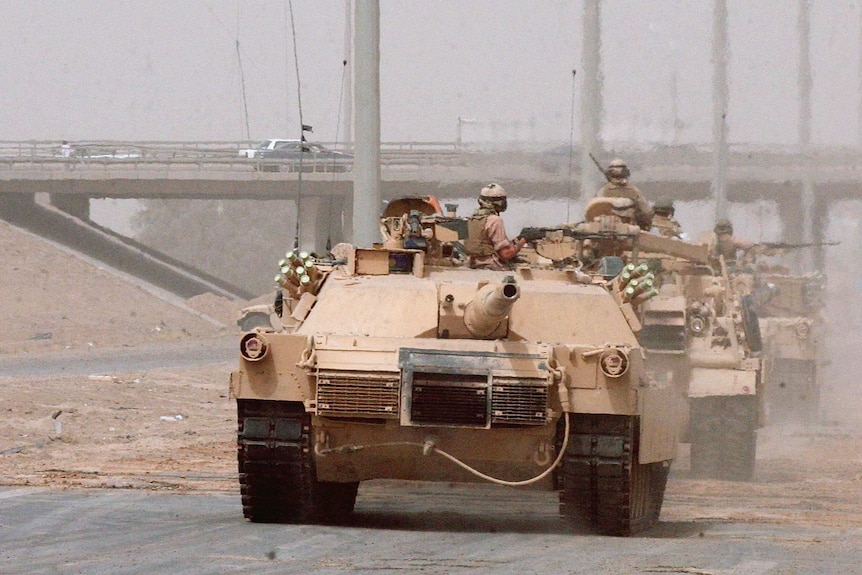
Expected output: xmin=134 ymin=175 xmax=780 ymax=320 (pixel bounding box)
xmin=548 ymin=198 xmax=763 ymax=481
xmin=733 ymin=270 xmax=825 ymax=426
xmin=229 ymin=196 xmax=682 ymax=535
xmin=679 ymin=260 xmax=762 ymax=481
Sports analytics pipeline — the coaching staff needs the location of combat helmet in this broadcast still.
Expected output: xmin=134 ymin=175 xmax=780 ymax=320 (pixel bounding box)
xmin=653 ymin=197 xmax=675 ymax=215
xmin=714 ymin=218 xmax=733 ymax=234
xmin=606 ymin=158 xmax=631 ymax=183
xmin=478 ymin=183 xmax=508 ymax=212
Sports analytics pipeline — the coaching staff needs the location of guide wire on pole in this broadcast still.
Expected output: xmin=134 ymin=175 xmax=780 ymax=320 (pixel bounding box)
xmin=567 ymin=69 xmax=577 ymax=224
xmin=326 ymin=59 xmax=349 ymax=254
xmin=287 ymin=0 xmax=306 ymax=249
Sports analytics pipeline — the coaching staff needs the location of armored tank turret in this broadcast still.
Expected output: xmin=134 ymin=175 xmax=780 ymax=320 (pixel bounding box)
xmin=229 ymin=196 xmax=682 ymax=535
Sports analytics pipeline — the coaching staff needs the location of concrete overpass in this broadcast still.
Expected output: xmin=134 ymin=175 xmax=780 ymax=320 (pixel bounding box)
xmin=1 ymin=141 xmax=860 ymax=299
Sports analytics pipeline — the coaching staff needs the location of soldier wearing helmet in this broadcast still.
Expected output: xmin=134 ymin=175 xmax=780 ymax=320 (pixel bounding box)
xmin=463 ymin=183 xmax=525 ymax=270
xmin=650 ymin=197 xmax=684 ymax=239
xmin=597 ymin=158 xmax=654 ymax=230
xmin=709 ymin=218 xmax=753 ymax=263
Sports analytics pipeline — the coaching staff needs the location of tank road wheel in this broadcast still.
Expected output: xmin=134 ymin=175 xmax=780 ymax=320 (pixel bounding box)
xmin=689 ymin=396 xmax=757 ymax=481
xmin=556 ymin=414 xmax=670 ymax=536
xmin=236 ymin=399 xmax=359 ymax=523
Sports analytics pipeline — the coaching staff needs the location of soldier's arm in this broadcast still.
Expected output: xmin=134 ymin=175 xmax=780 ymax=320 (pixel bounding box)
xmin=498 ymin=237 xmax=526 ymax=261
xmin=487 ymin=216 xmax=524 ymax=262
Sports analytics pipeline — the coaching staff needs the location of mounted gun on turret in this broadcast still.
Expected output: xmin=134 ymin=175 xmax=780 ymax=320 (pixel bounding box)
xmin=462 ymin=277 xmax=520 ymax=338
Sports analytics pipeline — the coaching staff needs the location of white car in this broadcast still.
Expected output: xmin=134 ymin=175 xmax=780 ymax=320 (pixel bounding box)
xmin=238 ymin=139 xmax=294 ymax=159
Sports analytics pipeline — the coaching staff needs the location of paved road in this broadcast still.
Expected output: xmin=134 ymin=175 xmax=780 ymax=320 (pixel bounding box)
xmin=2 ymin=481 xmax=859 ymax=575
xmin=0 ymin=336 xmax=236 ymax=378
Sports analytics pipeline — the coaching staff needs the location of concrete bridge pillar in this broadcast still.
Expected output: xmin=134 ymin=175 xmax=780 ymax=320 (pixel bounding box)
xmin=50 ymin=193 xmax=90 ymax=220
xmin=297 ymin=194 xmax=350 ymax=254
xmin=0 ymin=192 xmax=36 ymax=221
xmin=776 ymin=186 xmax=829 ymax=272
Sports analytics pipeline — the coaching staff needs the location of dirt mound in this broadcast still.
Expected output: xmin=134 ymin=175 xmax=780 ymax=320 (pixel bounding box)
xmin=0 ymin=220 xmax=248 ymax=355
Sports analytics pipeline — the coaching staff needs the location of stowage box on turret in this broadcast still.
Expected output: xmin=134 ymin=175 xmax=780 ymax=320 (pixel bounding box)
xmin=229 ymin=197 xmax=682 ymax=536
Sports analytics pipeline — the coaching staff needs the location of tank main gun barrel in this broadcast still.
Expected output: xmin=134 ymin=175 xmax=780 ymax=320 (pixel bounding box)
xmin=463 ymin=278 xmax=520 ymax=338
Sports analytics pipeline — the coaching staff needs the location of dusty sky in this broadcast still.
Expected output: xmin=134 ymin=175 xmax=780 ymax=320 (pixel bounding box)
xmin=1 ymin=1 xmax=859 ymax=147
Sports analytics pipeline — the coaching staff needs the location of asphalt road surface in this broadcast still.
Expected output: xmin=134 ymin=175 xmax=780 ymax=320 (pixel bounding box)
xmin=0 ymin=336 xmax=236 ymax=378
xmin=2 ymin=480 xmax=860 ymax=575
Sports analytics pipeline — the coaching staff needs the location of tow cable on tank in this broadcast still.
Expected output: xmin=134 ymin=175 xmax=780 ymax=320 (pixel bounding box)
xmin=314 ymin=412 xmax=570 ymax=488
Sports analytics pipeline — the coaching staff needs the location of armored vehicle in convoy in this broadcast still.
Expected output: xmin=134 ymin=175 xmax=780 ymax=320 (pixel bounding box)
xmin=732 ymin=269 xmax=825 ymax=426
xmin=230 ymin=197 xmax=681 ymax=536
xmin=541 ymin=197 xmax=764 ymax=481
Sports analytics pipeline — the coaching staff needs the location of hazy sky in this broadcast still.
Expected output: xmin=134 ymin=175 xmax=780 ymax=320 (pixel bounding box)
xmin=1 ymin=1 xmax=859 ymax=147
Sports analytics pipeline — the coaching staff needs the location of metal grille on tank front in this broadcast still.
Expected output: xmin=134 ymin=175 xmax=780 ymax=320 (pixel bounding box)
xmin=491 ymin=378 xmax=549 ymax=425
xmin=410 ymin=374 xmax=489 ymax=426
xmin=316 ymin=371 xmax=400 ymax=417
xmin=407 ymin=373 xmax=550 ymax=427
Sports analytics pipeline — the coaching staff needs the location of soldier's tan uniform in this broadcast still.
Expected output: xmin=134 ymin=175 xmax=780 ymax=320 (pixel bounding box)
xmin=650 ymin=198 xmax=682 ymax=238
xmin=462 ymin=183 xmax=521 ymax=270
xmin=705 ymin=219 xmax=753 ymax=265
xmin=651 ymin=214 xmax=683 ymax=238
xmin=597 ymin=159 xmax=653 ymax=230
xmin=466 ymin=212 xmax=514 ymax=270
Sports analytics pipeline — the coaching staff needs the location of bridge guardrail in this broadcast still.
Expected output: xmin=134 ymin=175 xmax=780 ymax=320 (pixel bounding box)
xmin=0 ymin=140 xmax=475 ymax=172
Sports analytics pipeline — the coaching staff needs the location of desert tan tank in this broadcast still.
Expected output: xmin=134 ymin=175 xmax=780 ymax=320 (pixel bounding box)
xmin=731 ymin=269 xmax=825 ymax=426
xmin=229 ymin=196 xmax=682 ymax=536
xmin=679 ymin=259 xmax=763 ymax=481
xmin=537 ymin=197 xmax=763 ymax=481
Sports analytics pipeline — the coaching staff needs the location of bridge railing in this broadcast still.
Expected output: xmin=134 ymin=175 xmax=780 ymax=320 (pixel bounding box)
xmin=0 ymin=140 xmax=475 ymax=173
xmin=0 ymin=140 xmax=468 ymax=157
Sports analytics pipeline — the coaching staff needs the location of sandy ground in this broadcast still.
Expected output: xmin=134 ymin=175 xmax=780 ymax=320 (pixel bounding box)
xmin=1 ymin=218 xmax=861 ymax=532
xmin=0 ymin=219 xmax=241 ymax=491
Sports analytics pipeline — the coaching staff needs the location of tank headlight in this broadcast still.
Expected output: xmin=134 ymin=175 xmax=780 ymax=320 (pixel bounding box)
xmin=794 ymin=321 xmax=811 ymax=340
xmin=688 ymin=314 xmax=706 ymax=335
xmin=599 ymin=348 xmax=629 ymax=378
xmin=240 ymin=332 xmax=269 ymax=362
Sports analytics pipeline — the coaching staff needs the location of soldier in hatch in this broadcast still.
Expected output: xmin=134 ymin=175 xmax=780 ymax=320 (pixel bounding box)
xmin=651 ymin=198 xmax=685 ymax=239
xmin=463 ymin=183 xmax=525 ymax=270
xmin=703 ymin=218 xmax=789 ymax=272
xmin=708 ymin=218 xmax=754 ymax=264
xmin=597 ymin=158 xmax=654 ymax=230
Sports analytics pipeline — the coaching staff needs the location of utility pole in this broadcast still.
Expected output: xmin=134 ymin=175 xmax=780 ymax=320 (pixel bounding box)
xmin=343 ymin=0 xmax=353 ymax=149
xmin=798 ymin=0 xmax=816 ymax=270
xmin=579 ymin=0 xmax=603 ymax=199
xmin=712 ymin=0 xmax=729 ymax=221
xmin=352 ymin=0 xmax=381 ymax=248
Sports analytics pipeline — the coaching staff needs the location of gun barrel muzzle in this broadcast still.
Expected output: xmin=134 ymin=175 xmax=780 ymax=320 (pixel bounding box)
xmin=463 ymin=281 xmax=520 ymax=338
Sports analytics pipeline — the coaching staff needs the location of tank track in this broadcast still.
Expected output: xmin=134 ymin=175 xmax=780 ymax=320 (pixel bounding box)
xmin=689 ymin=395 xmax=757 ymax=481
xmin=236 ymin=399 xmax=359 ymax=523
xmin=556 ymin=414 xmax=669 ymax=536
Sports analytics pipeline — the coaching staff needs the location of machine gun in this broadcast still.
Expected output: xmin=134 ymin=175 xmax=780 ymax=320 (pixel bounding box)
xmin=589 ymin=153 xmax=611 ymax=182
xmin=519 ymin=226 xmax=576 ymax=243
xmin=518 ymin=225 xmax=640 ymax=244
xmin=758 ymin=241 xmax=839 ymax=250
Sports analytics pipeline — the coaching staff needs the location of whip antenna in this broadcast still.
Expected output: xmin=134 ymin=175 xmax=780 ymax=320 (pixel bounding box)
xmin=287 ymin=0 xmax=306 ymax=249
xmin=566 ymin=69 xmax=577 ymax=223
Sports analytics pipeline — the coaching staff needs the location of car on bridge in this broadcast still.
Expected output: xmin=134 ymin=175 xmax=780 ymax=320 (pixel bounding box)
xmin=251 ymin=139 xmax=353 ymax=173
xmin=238 ymin=139 xmax=293 ymax=159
